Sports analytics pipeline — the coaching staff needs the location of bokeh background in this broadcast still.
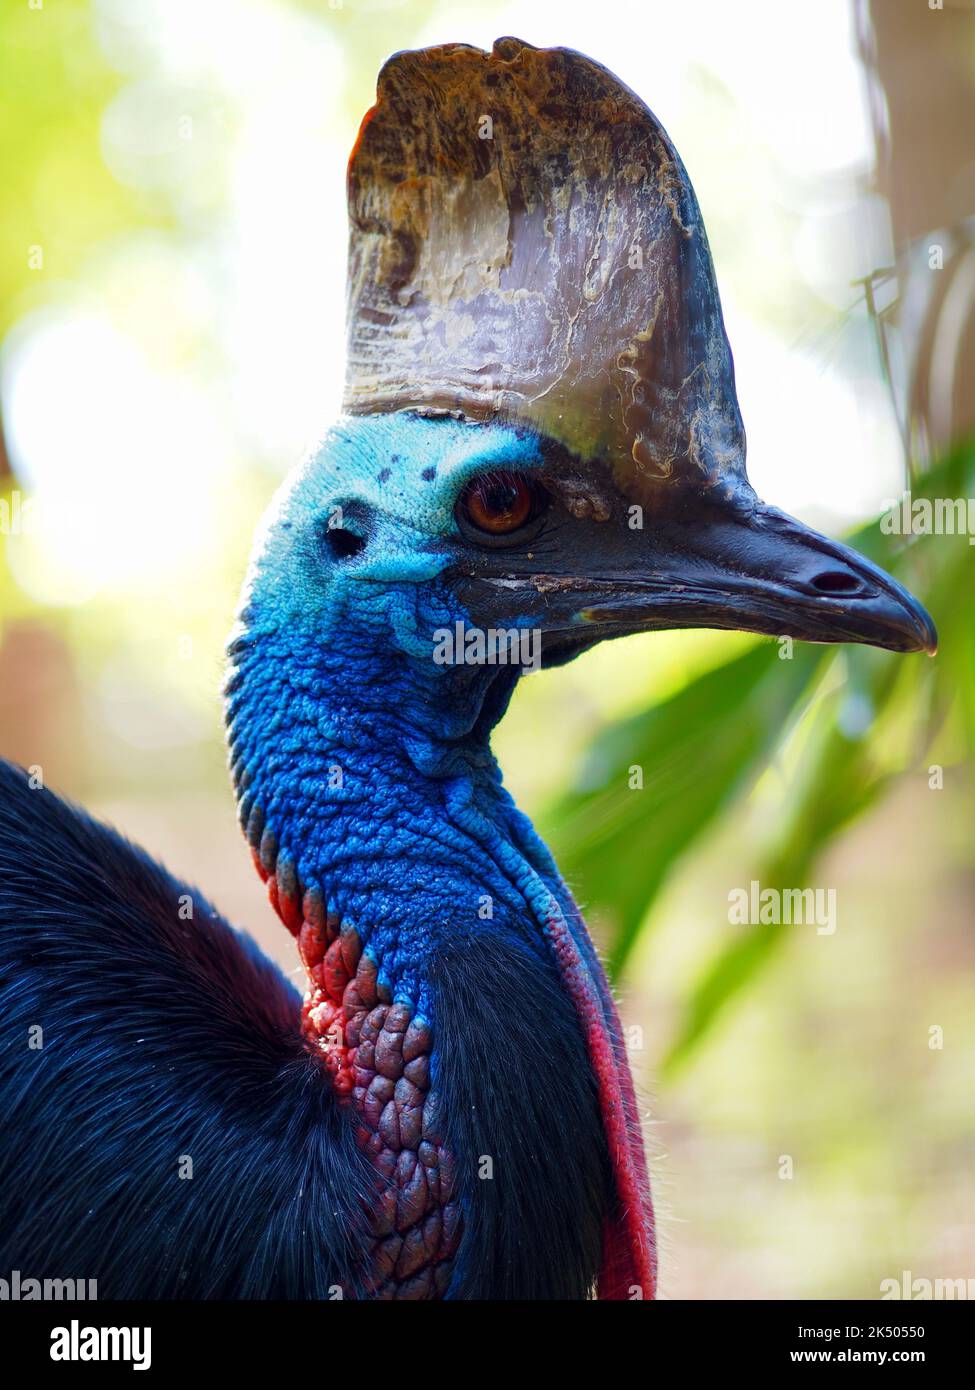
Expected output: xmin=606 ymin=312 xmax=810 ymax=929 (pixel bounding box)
xmin=2 ymin=0 xmax=974 ymax=1298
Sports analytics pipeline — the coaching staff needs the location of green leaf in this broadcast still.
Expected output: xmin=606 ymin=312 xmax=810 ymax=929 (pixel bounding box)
xmin=544 ymin=639 xmax=826 ymax=974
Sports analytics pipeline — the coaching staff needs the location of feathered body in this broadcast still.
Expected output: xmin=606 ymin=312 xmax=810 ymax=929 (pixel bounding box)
xmin=0 ymin=763 xmax=610 ymax=1298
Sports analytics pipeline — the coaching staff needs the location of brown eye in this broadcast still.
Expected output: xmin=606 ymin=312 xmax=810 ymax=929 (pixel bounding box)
xmin=458 ymin=470 xmax=539 ymax=537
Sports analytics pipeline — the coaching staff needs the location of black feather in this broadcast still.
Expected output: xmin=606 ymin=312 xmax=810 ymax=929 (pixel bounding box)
xmin=0 ymin=760 xmax=372 ymax=1299
xmin=432 ymin=931 xmax=611 ymax=1299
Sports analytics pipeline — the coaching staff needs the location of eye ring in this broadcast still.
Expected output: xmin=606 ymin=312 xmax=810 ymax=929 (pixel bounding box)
xmin=455 ymin=470 xmax=547 ymax=545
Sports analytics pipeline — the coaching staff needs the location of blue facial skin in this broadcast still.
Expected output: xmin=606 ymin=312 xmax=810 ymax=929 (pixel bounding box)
xmin=225 ymin=412 xmax=599 ymax=1029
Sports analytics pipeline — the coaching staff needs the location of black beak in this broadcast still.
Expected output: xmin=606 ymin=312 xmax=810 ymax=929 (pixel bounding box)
xmin=459 ymin=496 xmax=937 ymax=659
xmin=576 ymin=501 xmax=937 ymax=654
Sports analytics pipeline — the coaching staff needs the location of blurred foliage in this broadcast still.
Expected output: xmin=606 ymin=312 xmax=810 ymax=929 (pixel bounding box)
xmin=545 ymin=442 xmax=975 ymax=1078
xmin=0 ymin=1 xmax=153 ymax=337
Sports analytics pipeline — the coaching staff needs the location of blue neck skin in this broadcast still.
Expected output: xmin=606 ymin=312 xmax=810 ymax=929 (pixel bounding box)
xmin=228 ymin=586 xmax=579 ymax=1023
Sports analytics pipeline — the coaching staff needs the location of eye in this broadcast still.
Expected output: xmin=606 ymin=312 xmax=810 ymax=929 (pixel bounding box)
xmin=456 ymin=470 xmax=545 ymax=541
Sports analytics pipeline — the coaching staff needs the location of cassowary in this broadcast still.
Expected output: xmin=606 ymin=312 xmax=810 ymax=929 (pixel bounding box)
xmin=0 ymin=38 xmax=935 ymax=1300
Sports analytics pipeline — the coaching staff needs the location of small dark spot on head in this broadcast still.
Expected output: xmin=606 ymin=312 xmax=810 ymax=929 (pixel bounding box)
xmin=421 ymin=466 xmax=437 ymax=482
xmin=390 ymin=454 xmax=401 ymax=464
xmin=281 ymin=521 xmax=293 ymax=530
xmin=377 ymin=468 xmax=391 ymax=484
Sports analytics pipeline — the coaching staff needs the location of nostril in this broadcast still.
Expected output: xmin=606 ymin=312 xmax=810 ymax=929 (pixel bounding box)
xmin=811 ymin=569 xmax=863 ymax=595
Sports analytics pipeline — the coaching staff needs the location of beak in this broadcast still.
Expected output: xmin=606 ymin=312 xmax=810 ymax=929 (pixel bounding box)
xmin=576 ymin=501 xmax=937 ymax=654
xmin=460 ymin=497 xmax=937 ymax=658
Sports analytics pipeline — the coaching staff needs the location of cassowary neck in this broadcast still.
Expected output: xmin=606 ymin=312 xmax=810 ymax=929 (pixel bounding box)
xmin=228 ymin=618 xmax=572 ymax=964
xmin=226 ymin=617 xmax=618 ymax=1298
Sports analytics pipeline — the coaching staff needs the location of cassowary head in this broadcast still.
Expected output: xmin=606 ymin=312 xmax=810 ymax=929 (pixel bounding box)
xmin=232 ymin=37 xmax=933 ymax=760
xmin=227 ymin=33 xmax=938 ymax=909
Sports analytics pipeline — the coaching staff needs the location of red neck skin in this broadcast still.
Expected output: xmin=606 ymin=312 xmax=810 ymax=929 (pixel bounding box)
xmin=254 ymin=817 xmax=655 ymax=1300
xmin=265 ymin=874 xmax=460 ymax=1300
